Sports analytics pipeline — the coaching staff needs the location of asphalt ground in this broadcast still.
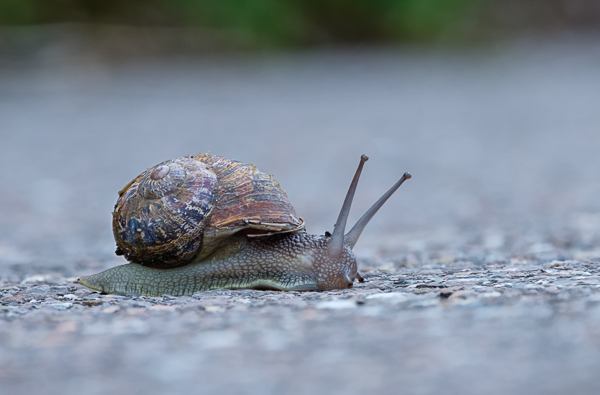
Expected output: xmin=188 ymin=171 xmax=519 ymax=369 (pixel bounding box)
xmin=1 ymin=34 xmax=600 ymax=394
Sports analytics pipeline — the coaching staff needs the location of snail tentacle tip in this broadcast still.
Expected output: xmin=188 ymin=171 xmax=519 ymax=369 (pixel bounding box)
xmin=361 ymin=154 xmax=369 ymax=162
xmin=404 ymin=172 xmax=412 ymax=179
xmin=355 ymin=271 xmax=365 ymax=282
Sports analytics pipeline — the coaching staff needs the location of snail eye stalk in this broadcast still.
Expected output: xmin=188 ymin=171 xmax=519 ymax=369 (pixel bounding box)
xmin=328 ymin=155 xmax=369 ymax=258
xmin=345 ymin=172 xmax=412 ymax=249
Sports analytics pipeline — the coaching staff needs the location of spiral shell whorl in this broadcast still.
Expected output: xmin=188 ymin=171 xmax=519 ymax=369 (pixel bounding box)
xmin=139 ymin=162 xmax=185 ymax=199
xmin=113 ymin=157 xmax=218 ymax=268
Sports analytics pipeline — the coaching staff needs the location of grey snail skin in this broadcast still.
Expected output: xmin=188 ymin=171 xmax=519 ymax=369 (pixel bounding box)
xmin=79 ymin=153 xmax=411 ymax=296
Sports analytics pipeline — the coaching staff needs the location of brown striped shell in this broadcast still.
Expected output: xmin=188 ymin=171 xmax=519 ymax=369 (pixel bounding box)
xmin=112 ymin=154 xmax=304 ymax=268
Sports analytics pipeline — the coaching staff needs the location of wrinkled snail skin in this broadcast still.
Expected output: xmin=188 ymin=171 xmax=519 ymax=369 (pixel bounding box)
xmin=78 ymin=234 xmax=357 ymax=296
xmin=78 ymin=153 xmax=410 ymax=297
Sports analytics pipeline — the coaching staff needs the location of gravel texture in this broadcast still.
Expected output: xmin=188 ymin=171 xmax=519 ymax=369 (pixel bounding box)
xmin=2 ymin=35 xmax=600 ymax=394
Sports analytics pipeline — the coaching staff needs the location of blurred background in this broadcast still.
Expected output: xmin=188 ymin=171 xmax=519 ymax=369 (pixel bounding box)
xmin=1 ymin=0 xmax=600 ymax=54
xmin=1 ymin=1 xmax=600 ymax=276
xmin=2 ymin=3 xmax=600 ymax=395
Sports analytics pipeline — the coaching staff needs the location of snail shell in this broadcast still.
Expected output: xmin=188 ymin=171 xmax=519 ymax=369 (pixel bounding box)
xmin=112 ymin=154 xmax=303 ymax=269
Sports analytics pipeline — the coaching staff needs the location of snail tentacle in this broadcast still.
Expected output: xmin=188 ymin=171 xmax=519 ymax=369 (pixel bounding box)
xmin=328 ymin=154 xmax=368 ymax=258
xmin=345 ymin=172 xmax=411 ymax=249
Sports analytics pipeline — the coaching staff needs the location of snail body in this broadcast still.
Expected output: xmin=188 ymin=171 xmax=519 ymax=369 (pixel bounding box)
xmin=79 ymin=153 xmax=411 ymax=296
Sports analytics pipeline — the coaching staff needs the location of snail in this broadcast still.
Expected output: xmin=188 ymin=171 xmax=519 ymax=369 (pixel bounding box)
xmin=79 ymin=153 xmax=411 ymax=296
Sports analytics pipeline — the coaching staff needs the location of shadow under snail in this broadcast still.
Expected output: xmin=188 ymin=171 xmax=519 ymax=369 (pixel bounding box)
xmin=79 ymin=153 xmax=411 ymax=296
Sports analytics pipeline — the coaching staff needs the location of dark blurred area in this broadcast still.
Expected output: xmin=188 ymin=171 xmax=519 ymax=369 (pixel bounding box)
xmin=1 ymin=0 xmax=600 ymax=60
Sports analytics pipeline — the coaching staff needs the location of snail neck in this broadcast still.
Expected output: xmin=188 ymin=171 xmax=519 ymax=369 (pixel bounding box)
xmin=79 ymin=234 xmax=358 ymax=296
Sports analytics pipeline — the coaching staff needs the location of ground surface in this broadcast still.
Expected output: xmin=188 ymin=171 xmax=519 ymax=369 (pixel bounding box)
xmin=1 ymin=34 xmax=600 ymax=394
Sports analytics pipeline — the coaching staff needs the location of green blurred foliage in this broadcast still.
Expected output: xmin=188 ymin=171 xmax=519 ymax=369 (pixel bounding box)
xmin=168 ymin=0 xmax=310 ymax=46
xmin=0 ymin=0 xmax=476 ymax=46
